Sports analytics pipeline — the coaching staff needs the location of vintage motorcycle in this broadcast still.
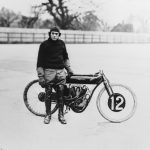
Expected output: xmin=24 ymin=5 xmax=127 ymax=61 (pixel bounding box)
xmin=23 ymin=70 xmax=137 ymax=123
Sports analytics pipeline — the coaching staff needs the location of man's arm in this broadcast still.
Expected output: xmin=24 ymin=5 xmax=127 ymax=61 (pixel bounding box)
xmin=62 ymin=41 xmax=74 ymax=76
xmin=37 ymin=43 xmax=45 ymax=77
xmin=36 ymin=43 xmax=45 ymax=87
xmin=64 ymin=59 xmax=74 ymax=76
xmin=37 ymin=43 xmax=45 ymax=69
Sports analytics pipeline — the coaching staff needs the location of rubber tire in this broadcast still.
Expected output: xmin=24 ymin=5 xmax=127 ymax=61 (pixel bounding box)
xmin=23 ymin=79 xmax=58 ymax=117
xmin=96 ymin=84 xmax=137 ymax=123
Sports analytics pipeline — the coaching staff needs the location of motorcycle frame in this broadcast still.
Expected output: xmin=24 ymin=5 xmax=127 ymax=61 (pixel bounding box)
xmin=66 ymin=70 xmax=114 ymax=105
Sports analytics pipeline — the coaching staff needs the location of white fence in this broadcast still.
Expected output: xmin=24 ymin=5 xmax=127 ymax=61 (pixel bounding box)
xmin=0 ymin=27 xmax=150 ymax=44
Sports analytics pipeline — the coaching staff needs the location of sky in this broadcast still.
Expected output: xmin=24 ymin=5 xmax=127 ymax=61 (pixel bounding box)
xmin=1 ymin=0 xmax=150 ymax=26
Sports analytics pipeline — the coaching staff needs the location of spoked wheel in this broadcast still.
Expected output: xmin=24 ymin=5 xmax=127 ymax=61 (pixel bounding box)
xmin=23 ymin=79 xmax=58 ymax=117
xmin=96 ymin=84 xmax=137 ymax=123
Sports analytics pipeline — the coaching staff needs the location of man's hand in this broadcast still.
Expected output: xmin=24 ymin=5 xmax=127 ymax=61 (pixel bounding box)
xmin=39 ymin=76 xmax=46 ymax=88
xmin=66 ymin=67 xmax=74 ymax=78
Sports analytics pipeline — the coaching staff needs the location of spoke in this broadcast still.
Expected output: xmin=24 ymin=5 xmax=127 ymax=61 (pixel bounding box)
xmin=24 ymin=80 xmax=58 ymax=117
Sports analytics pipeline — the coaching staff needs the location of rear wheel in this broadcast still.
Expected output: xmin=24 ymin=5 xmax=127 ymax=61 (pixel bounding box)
xmin=23 ymin=79 xmax=58 ymax=117
xmin=96 ymin=84 xmax=137 ymax=123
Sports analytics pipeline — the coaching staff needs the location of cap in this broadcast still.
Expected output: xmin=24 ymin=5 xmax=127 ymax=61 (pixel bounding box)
xmin=50 ymin=26 xmax=60 ymax=33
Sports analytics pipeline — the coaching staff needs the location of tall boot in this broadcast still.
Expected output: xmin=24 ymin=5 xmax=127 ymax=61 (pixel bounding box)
xmin=57 ymin=85 xmax=67 ymax=124
xmin=58 ymin=101 xmax=67 ymax=124
xmin=44 ymin=85 xmax=52 ymax=124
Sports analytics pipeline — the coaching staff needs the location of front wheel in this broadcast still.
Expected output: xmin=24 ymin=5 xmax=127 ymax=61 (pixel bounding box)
xmin=96 ymin=84 xmax=137 ymax=123
xmin=23 ymin=79 xmax=58 ymax=117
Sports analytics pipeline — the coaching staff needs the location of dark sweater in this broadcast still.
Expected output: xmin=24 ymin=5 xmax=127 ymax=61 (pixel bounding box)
xmin=37 ymin=38 xmax=69 ymax=69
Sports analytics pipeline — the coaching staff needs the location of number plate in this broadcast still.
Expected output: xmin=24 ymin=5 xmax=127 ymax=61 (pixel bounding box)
xmin=108 ymin=93 xmax=126 ymax=112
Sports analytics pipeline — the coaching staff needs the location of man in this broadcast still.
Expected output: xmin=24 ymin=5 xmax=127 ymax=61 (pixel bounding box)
xmin=36 ymin=26 xmax=73 ymax=124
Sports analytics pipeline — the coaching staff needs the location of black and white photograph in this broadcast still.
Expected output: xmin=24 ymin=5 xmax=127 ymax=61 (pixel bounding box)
xmin=0 ymin=0 xmax=150 ymax=150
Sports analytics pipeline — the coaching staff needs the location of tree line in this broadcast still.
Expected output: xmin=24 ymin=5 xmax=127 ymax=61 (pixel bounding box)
xmin=0 ymin=0 xmax=134 ymax=32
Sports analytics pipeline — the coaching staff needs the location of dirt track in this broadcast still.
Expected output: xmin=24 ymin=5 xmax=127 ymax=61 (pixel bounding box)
xmin=0 ymin=44 xmax=150 ymax=150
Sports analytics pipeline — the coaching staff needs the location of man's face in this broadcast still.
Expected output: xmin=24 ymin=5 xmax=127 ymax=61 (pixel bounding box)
xmin=50 ymin=31 xmax=60 ymax=41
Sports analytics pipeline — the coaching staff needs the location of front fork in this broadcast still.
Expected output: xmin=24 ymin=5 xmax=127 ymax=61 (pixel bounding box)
xmin=100 ymin=71 xmax=114 ymax=96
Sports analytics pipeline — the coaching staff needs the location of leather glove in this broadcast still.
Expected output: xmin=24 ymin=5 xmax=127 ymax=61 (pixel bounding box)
xmin=66 ymin=67 xmax=74 ymax=78
xmin=39 ymin=76 xmax=46 ymax=88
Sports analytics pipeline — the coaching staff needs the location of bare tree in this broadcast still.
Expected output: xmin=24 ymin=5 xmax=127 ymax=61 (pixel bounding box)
xmin=36 ymin=0 xmax=79 ymax=29
xmin=81 ymin=11 xmax=101 ymax=31
xmin=0 ymin=7 xmax=19 ymax=27
xmin=71 ymin=11 xmax=104 ymax=31
xmin=32 ymin=0 xmax=106 ymax=30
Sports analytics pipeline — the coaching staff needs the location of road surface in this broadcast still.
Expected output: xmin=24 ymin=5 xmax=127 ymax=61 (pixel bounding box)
xmin=0 ymin=44 xmax=150 ymax=150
